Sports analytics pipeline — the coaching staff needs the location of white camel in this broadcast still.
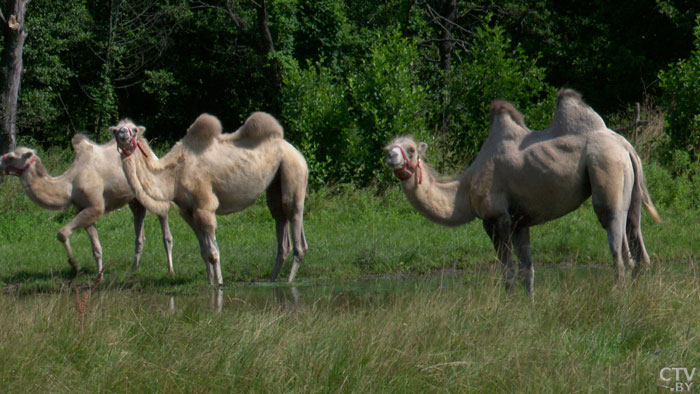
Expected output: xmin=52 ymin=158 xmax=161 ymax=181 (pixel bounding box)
xmin=110 ymin=112 xmax=308 ymax=285
xmin=1 ymin=135 xmax=174 ymax=282
xmin=385 ymin=89 xmax=661 ymax=294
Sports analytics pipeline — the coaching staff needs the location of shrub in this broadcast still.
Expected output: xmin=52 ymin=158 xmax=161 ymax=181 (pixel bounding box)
xmin=439 ymin=24 xmax=555 ymax=166
xmin=658 ymin=15 xmax=700 ymax=157
xmin=281 ymin=28 xmax=430 ymax=187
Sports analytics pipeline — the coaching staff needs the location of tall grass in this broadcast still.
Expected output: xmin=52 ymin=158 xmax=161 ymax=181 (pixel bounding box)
xmin=0 ymin=264 xmax=698 ymax=392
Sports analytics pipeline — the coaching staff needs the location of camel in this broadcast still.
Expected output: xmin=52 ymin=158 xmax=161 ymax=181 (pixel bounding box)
xmin=0 ymin=135 xmax=174 ymax=282
xmin=385 ymin=89 xmax=661 ymax=294
xmin=110 ymin=112 xmax=308 ymax=285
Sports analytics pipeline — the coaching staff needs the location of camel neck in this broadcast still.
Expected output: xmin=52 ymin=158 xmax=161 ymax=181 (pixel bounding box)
xmin=20 ymin=160 xmax=73 ymax=210
xmin=400 ymin=167 xmax=475 ymax=226
xmin=120 ymin=140 xmax=176 ymax=216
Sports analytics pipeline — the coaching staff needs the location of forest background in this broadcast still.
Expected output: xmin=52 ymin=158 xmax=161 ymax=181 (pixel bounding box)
xmin=2 ymin=0 xmax=700 ymax=189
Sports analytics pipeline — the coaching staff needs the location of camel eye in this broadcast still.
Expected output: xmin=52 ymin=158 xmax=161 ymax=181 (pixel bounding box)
xmin=408 ymin=148 xmax=415 ymax=155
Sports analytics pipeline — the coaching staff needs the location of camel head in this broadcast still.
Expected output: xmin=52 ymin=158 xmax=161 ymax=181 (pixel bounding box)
xmin=1 ymin=147 xmax=38 ymax=177
xmin=110 ymin=119 xmax=147 ymax=158
xmin=384 ymin=136 xmax=427 ymax=184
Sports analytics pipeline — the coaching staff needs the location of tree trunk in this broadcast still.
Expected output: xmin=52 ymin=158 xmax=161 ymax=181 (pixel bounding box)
xmin=434 ymin=0 xmax=456 ymax=72
xmin=431 ymin=0 xmax=457 ymax=134
xmin=255 ymin=0 xmax=282 ymax=90
xmin=0 ymin=0 xmax=29 ymax=153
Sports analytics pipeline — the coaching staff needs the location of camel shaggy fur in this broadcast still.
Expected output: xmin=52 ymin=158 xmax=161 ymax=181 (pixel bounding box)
xmin=1 ymin=135 xmax=174 ymax=282
xmin=385 ymin=89 xmax=660 ymax=294
xmin=111 ymin=112 xmax=308 ymax=285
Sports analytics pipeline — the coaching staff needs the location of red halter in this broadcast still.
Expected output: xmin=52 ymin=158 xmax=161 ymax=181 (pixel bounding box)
xmin=391 ymin=144 xmax=422 ymax=184
xmin=116 ymin=125 xmax=148 ymax=158
xmin=1 ymin=154 xmax=37 ymax=177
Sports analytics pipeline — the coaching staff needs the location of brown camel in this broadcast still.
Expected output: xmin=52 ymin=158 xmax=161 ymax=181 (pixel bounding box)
xmin=385 ymin=89 xmax=660 ymax=295
xmin=110 ymin=112 xmax=308 ymax=285
xmin=1 ymin=135 xmax=174 ymax=282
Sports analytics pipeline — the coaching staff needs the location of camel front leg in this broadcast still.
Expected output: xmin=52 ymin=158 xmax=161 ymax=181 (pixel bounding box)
xmin=128 ymin=201 xmax=147 ymax=272
xmin=512 ymin=225 xmax=534 ymax=298
xmin=158 ymin=214 xmax=174 ymax=276
xmin=57 ymin=206 xmax=104 ymax=276
xmin=85 ymin=224 xmax=103 ymax=284
xmin=483 ymin=216 xmax=516 ymax=293
xmin=193 ymin=209 xmax=223 ymax=286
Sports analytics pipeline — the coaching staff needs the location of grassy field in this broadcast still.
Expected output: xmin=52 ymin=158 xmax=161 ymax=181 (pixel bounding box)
xmin=0 ymin=151 xmax=699 ymax=392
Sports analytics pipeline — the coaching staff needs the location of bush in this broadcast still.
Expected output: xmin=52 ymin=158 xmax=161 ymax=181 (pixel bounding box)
xmin=281 ymin=28 xmax=430 ymax=187
xmin=439 ymin=24 xmax=555 ymax=166
xmin=658 ymin=15 xmax=700 ymax=157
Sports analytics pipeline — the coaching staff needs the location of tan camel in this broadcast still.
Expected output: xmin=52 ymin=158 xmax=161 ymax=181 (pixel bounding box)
xmin=110 ymin=112 xmax=308 ymax=285
xmin=1 ymin=135 xmax=174 ymax=282
xmin=385 ymin=89 xmax=661 ymax=294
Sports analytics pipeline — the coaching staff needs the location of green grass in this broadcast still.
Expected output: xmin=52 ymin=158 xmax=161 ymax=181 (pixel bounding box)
xmin=1 ymin=152 xmax=699 ymax=391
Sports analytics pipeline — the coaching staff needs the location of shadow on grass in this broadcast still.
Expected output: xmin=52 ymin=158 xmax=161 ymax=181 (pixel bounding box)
xmin=1 ymin=267 xmax=199 ymax=295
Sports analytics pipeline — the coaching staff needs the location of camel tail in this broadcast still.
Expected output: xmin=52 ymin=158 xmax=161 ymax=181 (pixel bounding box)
xmin=490 ymin=100 xmax=527 ymax=129
xmin=236 ymin=112 xmax=284 ymax=141
xmin=187 ymin=113 xmax=222 ymax=139
xmin=629 ymin=151 xmax=662 ymax=223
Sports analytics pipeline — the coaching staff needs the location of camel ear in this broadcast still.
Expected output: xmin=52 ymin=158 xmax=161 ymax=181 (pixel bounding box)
xmin=135 ymin=126 xmax=146 ymax=137
xmin=418 ymin=142 xmax=428 ymax=156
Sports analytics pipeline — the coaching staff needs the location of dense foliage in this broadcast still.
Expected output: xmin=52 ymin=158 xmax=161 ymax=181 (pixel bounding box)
xmin=2 ymin=0 xmax=700 ymax=186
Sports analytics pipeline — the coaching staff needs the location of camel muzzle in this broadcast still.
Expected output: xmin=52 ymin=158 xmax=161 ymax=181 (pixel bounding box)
xmin=1 ymin=154 xmax=36 ymax=177
xmin=388 ymin=145 xmax=422 ymax=184
xmin=114 ymin=126 xmax=147 ymax=158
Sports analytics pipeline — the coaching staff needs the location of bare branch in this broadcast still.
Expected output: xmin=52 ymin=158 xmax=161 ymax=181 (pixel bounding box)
xmin=224 ymin=1 xmax=249 ymax=32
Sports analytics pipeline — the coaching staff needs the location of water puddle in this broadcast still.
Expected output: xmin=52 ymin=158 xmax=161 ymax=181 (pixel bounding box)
xmin=2 ymin=263 xmax=618 ymax=315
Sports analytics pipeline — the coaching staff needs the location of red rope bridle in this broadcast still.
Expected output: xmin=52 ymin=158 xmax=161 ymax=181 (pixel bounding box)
xmin=1 ymin=154 xmax=37 ymax=177
xmin=116 ymin=125 xmax=148 ymax=158
xmin=391 ymin=144 xmax=422 ymax=184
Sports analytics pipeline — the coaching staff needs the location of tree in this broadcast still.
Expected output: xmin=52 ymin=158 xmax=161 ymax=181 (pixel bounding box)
xmin=0 ymin=0 xmax=30 ymax=153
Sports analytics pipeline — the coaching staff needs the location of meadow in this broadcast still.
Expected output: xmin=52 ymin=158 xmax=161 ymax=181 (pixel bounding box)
xmin=0 ymin=149 xmax=699 ymax=392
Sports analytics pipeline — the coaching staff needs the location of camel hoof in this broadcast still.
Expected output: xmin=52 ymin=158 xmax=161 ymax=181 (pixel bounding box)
xmin=93 ymin=271 xmax=104 ymax=286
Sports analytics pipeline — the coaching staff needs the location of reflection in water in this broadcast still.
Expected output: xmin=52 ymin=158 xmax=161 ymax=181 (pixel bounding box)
xmin=164 ymin=285 xmax=307 ymax=313
xmin=209 ymin=287 xmax=223 ymax=312
xmin=60 ymin=265 xmax=611 ymax=316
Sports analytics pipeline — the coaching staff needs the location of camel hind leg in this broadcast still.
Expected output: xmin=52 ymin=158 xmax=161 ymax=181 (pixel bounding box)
xmin=589 ymin=156 xmax=634 ymax=282
xmin=266 ymin=176 xmax=292 ymax=281
xmin=268 ymin=156 xmax=308 ymax=283
xmin=288 ymin=214 xmax=307 ymax=283
xmin=627 ymin=154 xmax=652 ymax=276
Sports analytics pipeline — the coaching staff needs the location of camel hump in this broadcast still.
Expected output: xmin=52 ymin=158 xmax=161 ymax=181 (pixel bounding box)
xmin=71 ymin=133 xmax=89 ymax=148
xmin=490 ymin=100 xmax=527 ymax=129
xmin=236 ymin=112 xmax=284 ymax=141
xmin=187 ymin=113 xmax=222 ymax=139
xmin=552 ymin=88 xmax=606 ymax=134
xmin=557 ymin=88 xmax=583 ymax=102
xmin=71 ymin=133 xmax=97 ymax=156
